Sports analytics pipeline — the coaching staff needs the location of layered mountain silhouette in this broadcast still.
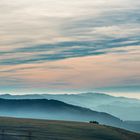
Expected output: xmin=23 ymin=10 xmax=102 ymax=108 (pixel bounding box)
xmin=1 ymin=93 xmax=140 ymax=120
xmin=0 ymin=98 xmax=139 ymax=132
xmin=0 ymin=98 xmax=120 ymax=124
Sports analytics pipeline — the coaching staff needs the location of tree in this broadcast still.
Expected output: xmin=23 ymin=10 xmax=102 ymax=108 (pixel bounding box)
xmin=89 ymin=121 xmax=99 ymax=124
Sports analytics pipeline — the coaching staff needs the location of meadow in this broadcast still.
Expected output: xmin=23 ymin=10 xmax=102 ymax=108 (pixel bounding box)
xmin=0 ymin=117 xmax=139 ymax=140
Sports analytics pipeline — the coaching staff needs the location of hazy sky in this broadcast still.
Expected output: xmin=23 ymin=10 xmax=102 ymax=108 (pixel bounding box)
xmin=0 ymin=0 xmax=140 ymax=95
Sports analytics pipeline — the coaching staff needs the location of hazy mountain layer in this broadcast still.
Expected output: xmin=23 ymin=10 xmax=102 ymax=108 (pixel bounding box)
xmin=1 ymin=93 xmax=140 ymax=120
xmin=0 ymin=98 xmax=139 ymax=132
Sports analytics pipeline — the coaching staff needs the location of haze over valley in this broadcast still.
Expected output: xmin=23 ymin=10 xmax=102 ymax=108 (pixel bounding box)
xmin=0 ymin=0 xmax=140 ymax=139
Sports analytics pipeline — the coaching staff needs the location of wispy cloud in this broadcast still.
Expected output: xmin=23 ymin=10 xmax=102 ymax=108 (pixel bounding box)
xmin=0 ymin=0 xmax=140 ymax=93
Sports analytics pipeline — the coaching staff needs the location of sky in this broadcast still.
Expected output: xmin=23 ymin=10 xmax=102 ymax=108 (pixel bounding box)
xmin=0 ymin=0 xmax=140 ymax=97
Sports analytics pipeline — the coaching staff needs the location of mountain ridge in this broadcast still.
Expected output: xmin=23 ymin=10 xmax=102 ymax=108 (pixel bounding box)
xmin=0 ymin=92 xmax=140 ymax=120
xmin=0 ymin=97 xmax=139 ymax=132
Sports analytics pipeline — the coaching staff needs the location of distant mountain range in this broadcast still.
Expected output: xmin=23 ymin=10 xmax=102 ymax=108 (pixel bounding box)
xmin=0 ymin=98 xmax=139 ymax=132
xmin=1 ymin=93 xmax=140 ymax=121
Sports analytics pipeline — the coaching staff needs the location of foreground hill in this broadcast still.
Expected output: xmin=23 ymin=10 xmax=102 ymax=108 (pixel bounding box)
xmin=0 ymin=98 xmax=139 ymax=132
xmin=2 ymin=93 xmax=139 ymax=120
xmin=0 ymin=117 xmax=139 ymax=140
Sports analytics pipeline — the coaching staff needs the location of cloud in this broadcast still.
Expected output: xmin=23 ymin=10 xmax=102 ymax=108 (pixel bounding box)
xmin=0 ymin=3 xmax=140 ymax=65
xmin=0 ymin=0 xmax=140 ymax=93
xmin=0 ymin=37 xmax=140 ymax=65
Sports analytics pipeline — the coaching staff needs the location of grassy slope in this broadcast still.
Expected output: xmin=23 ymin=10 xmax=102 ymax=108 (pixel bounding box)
xmin=0 ymin=117 xmax=139 ymax=140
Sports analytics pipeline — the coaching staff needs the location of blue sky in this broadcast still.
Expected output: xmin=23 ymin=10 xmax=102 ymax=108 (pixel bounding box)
xmin=0 ymin=0 xmax=140 ymax=96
